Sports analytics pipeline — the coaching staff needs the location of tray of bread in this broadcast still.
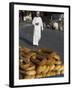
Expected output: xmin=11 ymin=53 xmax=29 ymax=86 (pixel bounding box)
xmin=19 ymin=47 xmax=64 ymax=79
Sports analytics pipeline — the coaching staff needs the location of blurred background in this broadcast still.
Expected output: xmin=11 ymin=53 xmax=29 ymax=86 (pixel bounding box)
xmin=19 ymin=10 xmax=64 ymax=31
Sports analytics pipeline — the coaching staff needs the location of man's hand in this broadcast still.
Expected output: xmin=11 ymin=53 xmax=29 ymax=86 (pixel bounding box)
xmin=35 ymin=23 xmax=39 ymax=25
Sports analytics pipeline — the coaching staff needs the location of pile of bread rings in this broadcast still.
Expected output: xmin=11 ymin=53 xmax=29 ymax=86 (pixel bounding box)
xmin=19 ymin=47 xmax=64 ymax=79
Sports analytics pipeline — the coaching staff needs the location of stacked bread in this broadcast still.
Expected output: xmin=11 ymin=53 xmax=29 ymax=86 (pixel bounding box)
xmin=19 ymin=47 xmax=64 ymax=79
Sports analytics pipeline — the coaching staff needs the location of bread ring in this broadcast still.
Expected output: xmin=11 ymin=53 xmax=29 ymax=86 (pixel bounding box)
xmin=24 ymin=75 xmax=35 ymax=79
xmin=42 ymin=73 xmax=47 ymax=77
xmin=60 ymin=70 xmax=64 ymax=74
xmin=55 ymin=60 xmax=62 ymax=65
xmin=38 ymin=48 xmax=53 ymax=54
xmin=20 ymin=63 xmax=30 ymax=70
xmin=19 ymin=47 xmax=64 ymax=79
xmin=54 ymin=65 xmax=61 ymax=71
xmin=20 ymin=47 xmax=31 ymax=54
xmin=36 ymin=65 xmax=47 ymax=74
xmin=25 ymin=70 xmax=36 ymax=75
xmin=30 ymin=55 xmax=36 ymax=61
xmin=42 ymin=66 xmax=49 ymax=74
xmin=36 ymin=54 xmax=44 ymax=61
xmin=46 ymin=71 xmax=56 ymax=77
xmin=36 ymin=74 xmax=43 ymax=78
xmin=39 ymin=59 xmax=48 ymax=65
xmin=46 ymin=72 xmax=51 ymax=77
xmin=28 ymin=52 xmax=36 ymax=59
xmin=49 ymin=64 xmax=55 ymax=71
xmin=46 ymin=59 xmax=56 ymax=65
xmin=56 ymin=71 xmax=61 ymax=75
xmin=20 ymin=52 xmax=28 ymax=58
xmin=58 ymin=65 xmax=64 ymax=71
xmin=49 ymin=52 xmax=60 ymax=61
xmin=31 ymin=59 xmax=40 ymax=65
xmin=22 ymin=57 xmax=30 ymax=64
xmin=25 ymin=65 xmax=35 ymax=71
xmin=53 ymin=55 xmax=60 ymax=61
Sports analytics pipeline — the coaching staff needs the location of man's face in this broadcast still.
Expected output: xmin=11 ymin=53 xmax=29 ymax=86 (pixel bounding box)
xmin=36 ymin=12 xmax=40 ymax=17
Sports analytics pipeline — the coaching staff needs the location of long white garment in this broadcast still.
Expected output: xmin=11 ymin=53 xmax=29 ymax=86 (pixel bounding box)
xmin=32 ymin=17 xmax=43 ymax=46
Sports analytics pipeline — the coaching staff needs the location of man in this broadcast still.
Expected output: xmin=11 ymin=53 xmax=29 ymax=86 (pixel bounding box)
xmin=32 ymin=11 xmax=43 ymax=46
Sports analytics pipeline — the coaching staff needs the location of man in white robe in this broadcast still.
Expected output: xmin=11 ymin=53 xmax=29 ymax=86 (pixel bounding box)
xmin=32 ymin=12 xmax=43 ymax=46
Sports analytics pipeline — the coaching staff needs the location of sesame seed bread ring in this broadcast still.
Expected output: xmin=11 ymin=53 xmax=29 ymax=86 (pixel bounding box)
xmin=31 ymin=59 xmax=40 ymax=65
xmin=46 ymin=71 xmax=56 ymax=77
xmin=24 ymin=75 xmax=35 ymax=79
xmin=36 ymin=65 xmax=47 ymax=74
xmin=54 ymin=65 xmax=61 ymax=71
xmin=56 ymin=71 xmax=61 ymax=75
xmin=20 ymin=47 xmax=31 ymax=54
xmin=50 ymin=52 xmax=60 ymax=61
xmin=49 ymin=64 xmax=55 ymax=71
xmin=36 ymin=74 xmax=43 ymax=78
xmin=20 ymin=63 xmax=30 ymax=70
xmin=42 ymin=73 xmax=47 ymax=77
xmin=60 ymin=70 xmax=64 ymax=74
xmin=39 ymin=59 xmax=48 ymax=65
xmin=55 ymin=60 xmax=62 ymax=65
xmin=42 ymin=66 xmax=49 ymax=74
xmin=46 ymin=59 xmax=56 ymax=65
xmin=25 ymin=65 xmax=35 ymax=71
xmin=58 ymin=65 xmax=64 ymax=71
xmin=25 ymin=70 xmax=36 ymax=75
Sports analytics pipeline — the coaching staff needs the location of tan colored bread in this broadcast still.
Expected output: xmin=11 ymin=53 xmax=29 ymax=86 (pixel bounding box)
xmin=24 ymin=75 xmax=35 ymax=79
xmin=25 ymin=65 xmax=35 ymax=71
xmin=54 ymin=65 xmax=61 ymax=71
xmin=60 ymin=70 xmax=64 ymax=74
xmin=48 ymin=64 xmax=55 ymax=71
xmin=19 ymin=47 xmax=64 ymax=79
xmin=38 ymin=59 xmax=48 ymax=65
xmin=25 ymin=70 xmax=36 ymax=75
xmin=46 ymin=71 xmax=56 ymax=77
xmin=56 ymin=71 xmax=61 ymax=75
xmin=20 ymin=47 xmax=31 ymax=54
xmin=36 ymin=74 xmax=43 ymax=78
xmin=20 ymin=63 xmax=30 ymax=70
xmin=49 ymin=52 xmax=60 ymax=61
xmin=58 ymin=65 xmax=64 ymax=71
xmin=36 ymin=65 xmax=47 ymax=74
xmin=42 ymin=66 xmax=49 ymax=74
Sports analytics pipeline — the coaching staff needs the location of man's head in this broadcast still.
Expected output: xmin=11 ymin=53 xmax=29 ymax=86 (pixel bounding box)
xmin=36 ymin=11 xmax=40 ymax=17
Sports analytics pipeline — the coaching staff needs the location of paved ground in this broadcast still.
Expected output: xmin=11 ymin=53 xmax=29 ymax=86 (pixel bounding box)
xmin=19 ymin=22 xmax=64 ymax=62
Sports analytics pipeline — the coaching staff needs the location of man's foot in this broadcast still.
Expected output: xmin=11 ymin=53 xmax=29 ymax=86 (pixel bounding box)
xmin=33 ymin=44 xmax=39 ymax=46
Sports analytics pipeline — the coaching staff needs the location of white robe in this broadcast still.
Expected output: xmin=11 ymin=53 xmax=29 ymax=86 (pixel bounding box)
xmin=32 ymin=17 xmax=43 ymax=46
